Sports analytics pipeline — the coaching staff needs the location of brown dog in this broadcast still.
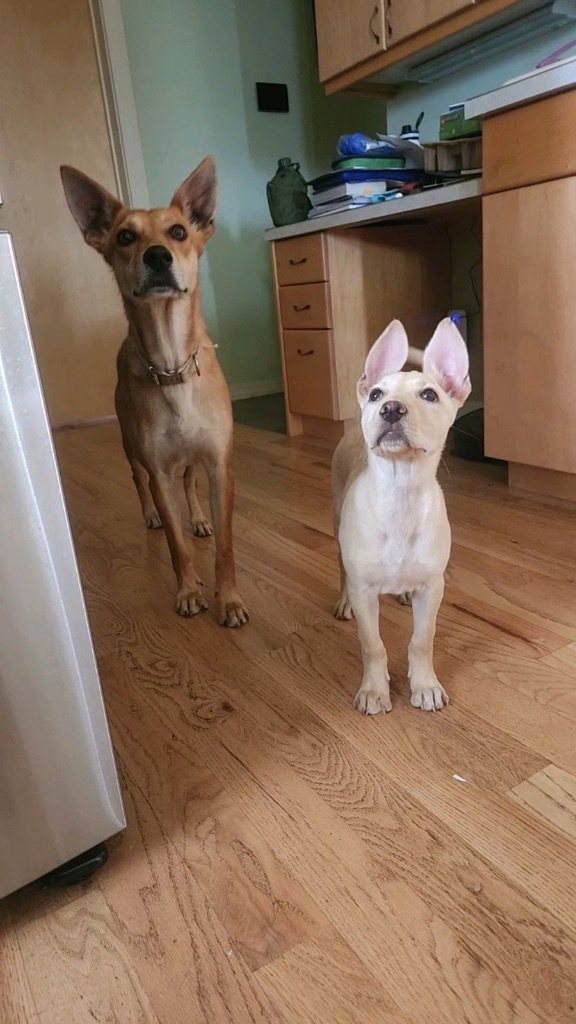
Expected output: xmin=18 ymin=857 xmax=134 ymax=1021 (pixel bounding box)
xmin=60 ymin=157 xmax=248 ymax=627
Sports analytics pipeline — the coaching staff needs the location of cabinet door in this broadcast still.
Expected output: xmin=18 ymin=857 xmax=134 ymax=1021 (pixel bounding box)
xmin=484 ymin=178 xmax=576 ymax=474
xmin=314 ymin=0 xmax=386 ymax=82
xmin=386 ymin=0 xmax=472 ymax=46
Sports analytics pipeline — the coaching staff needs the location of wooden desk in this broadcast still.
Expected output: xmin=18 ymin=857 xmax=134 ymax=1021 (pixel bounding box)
xmin=266 ymin=180 xmax=480 ymax=440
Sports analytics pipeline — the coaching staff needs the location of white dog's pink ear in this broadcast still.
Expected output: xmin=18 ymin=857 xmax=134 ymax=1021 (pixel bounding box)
xmin=423 ymin=318 xmax=471 ymax=404
xmin=357 ymin=320 xmax=409 ymax=401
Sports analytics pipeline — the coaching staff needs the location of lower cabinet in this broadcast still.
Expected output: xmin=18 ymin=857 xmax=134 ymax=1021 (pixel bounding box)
xmin=271 ymin=224 xmax=451 ymax=437
xmin=483 ymin=176 xmax=576 ymax=475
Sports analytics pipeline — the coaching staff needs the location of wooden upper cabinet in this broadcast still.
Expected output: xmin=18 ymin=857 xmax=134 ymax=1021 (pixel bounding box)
xmin=314 ymin=0 xmax=386 ymax=82
xmin=386 ymin=0 xmax=475 ymax=46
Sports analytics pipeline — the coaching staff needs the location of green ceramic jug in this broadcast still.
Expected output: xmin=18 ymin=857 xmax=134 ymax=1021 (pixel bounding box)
xmin=266 ymin=158 xmax=311 ymax=227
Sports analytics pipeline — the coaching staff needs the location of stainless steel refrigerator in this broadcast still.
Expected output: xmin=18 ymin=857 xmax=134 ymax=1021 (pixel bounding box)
xmin=0 ymin=230 xmax=125 ymax=899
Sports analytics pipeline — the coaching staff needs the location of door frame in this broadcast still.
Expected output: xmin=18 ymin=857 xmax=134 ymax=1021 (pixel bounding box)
xmin=88 ymin=0 xmax=150 ymax=208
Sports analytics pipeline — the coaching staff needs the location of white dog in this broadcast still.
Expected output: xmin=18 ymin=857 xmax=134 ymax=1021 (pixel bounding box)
xmin=332 ymin=318 xmax=470 ymax=715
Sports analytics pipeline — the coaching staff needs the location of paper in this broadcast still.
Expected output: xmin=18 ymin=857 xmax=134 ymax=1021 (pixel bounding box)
xmin=376 ymin=134 xmax=425 ymax=169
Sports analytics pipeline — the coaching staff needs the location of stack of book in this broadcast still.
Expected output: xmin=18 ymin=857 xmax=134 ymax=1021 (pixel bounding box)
xmin=308 ymin=156 xmax=407 ymax=218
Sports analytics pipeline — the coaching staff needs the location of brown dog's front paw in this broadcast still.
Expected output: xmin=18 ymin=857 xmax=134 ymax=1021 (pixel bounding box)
xmin=218 ymin=597 xmax=249 ymax=628
xmin=144 ymin=510 xmax=162 ymax=529
xmin=191 ymin=518 xmax=213 ymax=538
xmin=354 ymin=687 xmax=392 ymax=715
xmin=176 ymin=587 xmax=209 ymax=617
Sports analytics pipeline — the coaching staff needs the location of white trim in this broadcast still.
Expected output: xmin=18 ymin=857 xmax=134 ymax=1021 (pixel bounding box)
xmin=230 ymin=379 xmax=283 ymax=401
xmin=89 ymin=0 xmax=150 ymax=208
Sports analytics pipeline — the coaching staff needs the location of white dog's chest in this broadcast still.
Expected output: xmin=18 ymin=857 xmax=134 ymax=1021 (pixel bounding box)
xmin=340 ymin=478 xmax=450 ymax=595
xmin=372 ymin=530 xmax=441 ymax=593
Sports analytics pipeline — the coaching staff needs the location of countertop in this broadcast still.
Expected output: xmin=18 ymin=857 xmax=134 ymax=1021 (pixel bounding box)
xmin=264 ymin=177 xmax=481 ymax=242
xmin=465 ymin=56 xmax=576 ymax=120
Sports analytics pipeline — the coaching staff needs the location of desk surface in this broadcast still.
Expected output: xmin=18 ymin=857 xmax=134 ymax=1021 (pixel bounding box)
xmin=465 ymin=59 xmax=576 ymax=121
xmin=264 ymin=177 xmax=482 ymax=242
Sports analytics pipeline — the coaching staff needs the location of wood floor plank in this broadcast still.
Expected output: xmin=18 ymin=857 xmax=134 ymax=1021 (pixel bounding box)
xmin=103 ymin=655 xmax=327 ymax=975
xmin=0 ymin=901 xmax=37 ymax=1023
xmin=538 ymin=645 xmax=576 ymax=717
xmin=256 ymin=935 xmax=413 ymax=1024
xmin=469 ymin=647 xmax=576 ymax=720
xmin=12 ymin=888 xmax=161 ymax=1024
xmin=95 ymin=746 xmax=285 ymax=1024
xmin=448 ymin=547 xmax=576 ymax=643
xmin=509 ymin=764 xmax=576 ymax=843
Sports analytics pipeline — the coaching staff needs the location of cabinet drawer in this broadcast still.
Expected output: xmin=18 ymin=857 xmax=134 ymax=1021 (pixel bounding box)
xmin=279 ymin=283 xmax=332 ymax=330
xmin=484 ymin=91 xmax=576 ymax=194
xmin=283 ymin=330 xmax=338 ymax=419
xmin=275 ymin=234 xmax=328 ymax=285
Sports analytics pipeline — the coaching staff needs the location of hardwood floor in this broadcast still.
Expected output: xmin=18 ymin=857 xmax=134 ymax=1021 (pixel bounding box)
xmin=3 ymin=421 xmax=576 ymax=1023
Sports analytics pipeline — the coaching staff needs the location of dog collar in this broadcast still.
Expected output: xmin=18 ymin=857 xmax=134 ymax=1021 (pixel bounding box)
xmin=144 ymin=347 xmax=200 ymax=386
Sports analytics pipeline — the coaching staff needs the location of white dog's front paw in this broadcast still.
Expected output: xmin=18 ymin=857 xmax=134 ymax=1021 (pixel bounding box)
xmin=410 ymin=682 xmax=449 ymax=712
xmin=354 ymin=686 xmax=392 ymax=716
xmin=334 ymin=593 xmax=354 ymax=620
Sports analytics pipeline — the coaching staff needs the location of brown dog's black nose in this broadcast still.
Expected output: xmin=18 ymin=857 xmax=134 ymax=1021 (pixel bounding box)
xmin=143 ymin=245 xmax=173 ymax=271
xmin=380 ymin=400 xmax=407 ymax=424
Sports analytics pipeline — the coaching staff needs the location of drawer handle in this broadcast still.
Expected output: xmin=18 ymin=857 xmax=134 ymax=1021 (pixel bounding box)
xmin=297 ymin=348 xmax=315 ymax=356
xmin=369 ymin=5 xmax=380 ymax=45
xmin=293 ymin=303 xmax=311 ymax=312
xmin=289 ymin=257 xmax=307 ymax=266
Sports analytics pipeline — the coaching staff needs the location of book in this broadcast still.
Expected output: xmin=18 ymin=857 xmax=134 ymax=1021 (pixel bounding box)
xmin=310 ymin=168 xmax=392 ymax=191
xmin=311 ymin=180 xmax=394 ymax=206
xmin=331 ymin=156 xmax=405 ymax=171
xmin=307 ymin=191 xmax=404 ymax=219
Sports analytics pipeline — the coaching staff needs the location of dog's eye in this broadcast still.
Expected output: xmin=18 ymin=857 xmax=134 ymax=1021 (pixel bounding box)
xmin=117 ymin=229 xmax=136 ymax=247
xmin=169 ymin=224 xmax=187 ymax=241
xmin=369 ymin=388 xmax=383 ymax=403
xmin=421 ymin=388 xmax=439 ymax=403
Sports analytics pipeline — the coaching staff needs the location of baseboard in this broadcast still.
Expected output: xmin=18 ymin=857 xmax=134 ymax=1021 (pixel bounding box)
xmin=230 ymin=379 xmax=283 ymax=401
xmin=52 ymin=414 xmax=118 ymax=432
xmin=52 ymin=384 xmax=284 ymax=429
xmin=508 ymin=462 xmax=576 ymax=503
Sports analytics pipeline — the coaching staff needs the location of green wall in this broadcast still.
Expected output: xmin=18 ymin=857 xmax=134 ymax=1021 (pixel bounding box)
xmin=119 ymin=0 xmax=384 ymax=397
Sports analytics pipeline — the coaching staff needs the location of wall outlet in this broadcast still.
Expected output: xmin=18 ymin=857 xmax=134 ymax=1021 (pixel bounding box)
xmin=448 ymin=309 xmax=467 ymax=344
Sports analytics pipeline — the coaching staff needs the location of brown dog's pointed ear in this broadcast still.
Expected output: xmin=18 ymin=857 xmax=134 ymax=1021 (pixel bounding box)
xmin=60 ymin=166 xmax=123 ymax=252
xmin=171 ymin=156 xmax=217 ymax=237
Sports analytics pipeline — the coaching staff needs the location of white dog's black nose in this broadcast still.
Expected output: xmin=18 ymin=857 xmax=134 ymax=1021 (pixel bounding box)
xmin=380 ymin=401 xmax=407 ymax=424
xmin=143 ymin=245 xmax=173 ymax=271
